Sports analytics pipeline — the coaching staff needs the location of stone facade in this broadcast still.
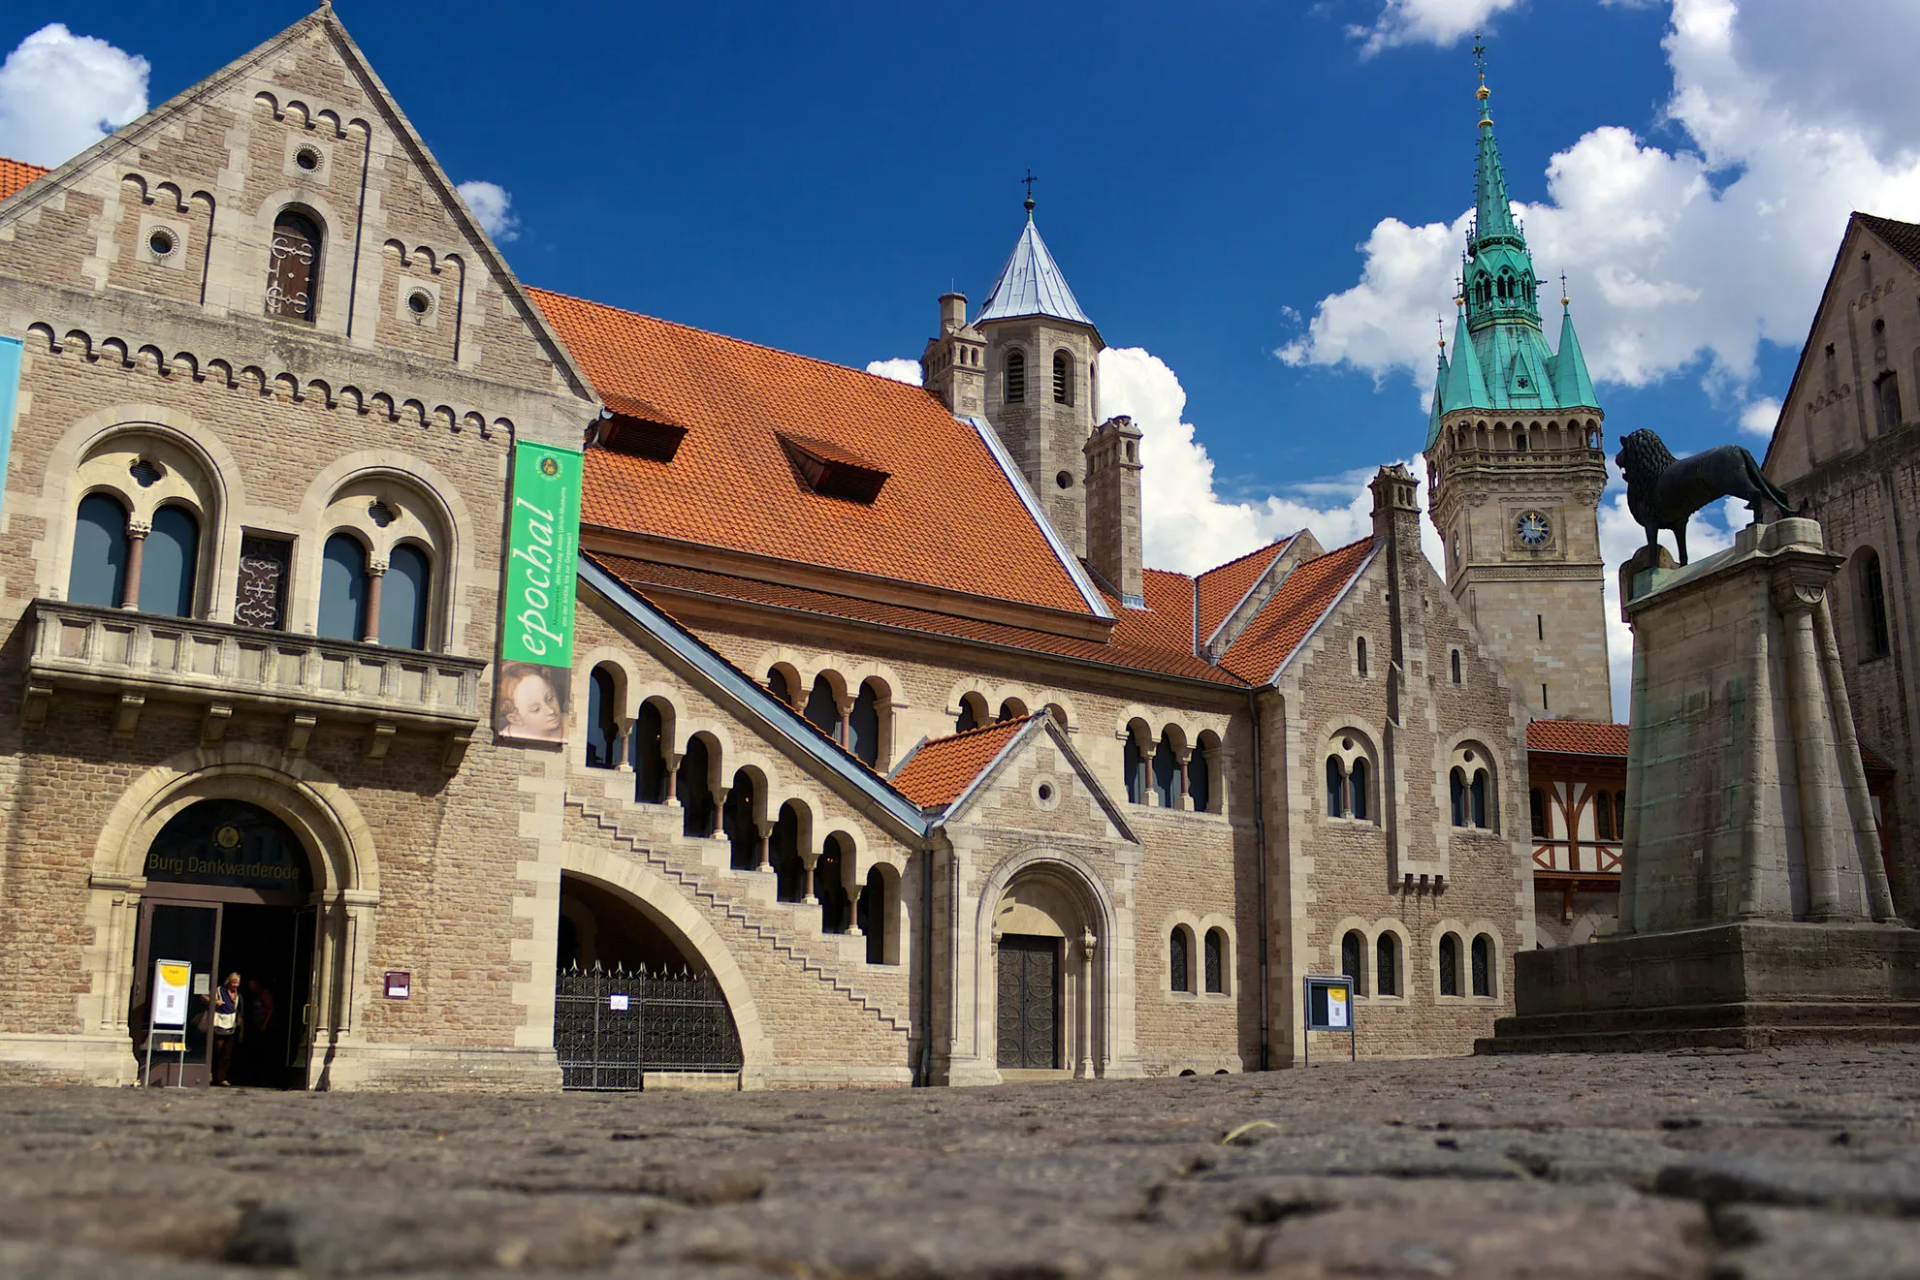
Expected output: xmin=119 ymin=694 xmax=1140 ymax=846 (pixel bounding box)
xmin=0 ymin=10 xmax=1549 ymax=1093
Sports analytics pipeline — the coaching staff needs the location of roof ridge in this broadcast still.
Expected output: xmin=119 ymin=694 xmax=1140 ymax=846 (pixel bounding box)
xmin=1196 ymin=534 xmax=1298 ymax=580
xmin=920 ymin=714 xmax=1037 ymax=747
xmin=528 ymin=284 xmax=935 ymax=392
xmin=1142 ymin=566 xmax=1196 ymax=584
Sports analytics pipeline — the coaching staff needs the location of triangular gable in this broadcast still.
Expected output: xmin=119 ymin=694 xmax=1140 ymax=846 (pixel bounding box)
xmin=0 ymin=9 xmax=597 ymax=408
xmin=909 ymin=713 xmax=1139 ymax=843
xmin=1219 ymin=537 xmax=1375 ymax=685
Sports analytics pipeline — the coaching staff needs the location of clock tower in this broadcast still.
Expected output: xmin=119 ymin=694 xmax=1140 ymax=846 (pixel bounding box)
xmin=1423 ymin=66 xmax=1612 ymax=722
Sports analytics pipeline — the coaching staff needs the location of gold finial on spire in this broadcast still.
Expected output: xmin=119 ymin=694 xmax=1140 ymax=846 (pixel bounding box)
xmin=1560 ymin=271 xmax=1570 ymax=308
xmin=1438 ymin=313 xmax=1448 ymax=353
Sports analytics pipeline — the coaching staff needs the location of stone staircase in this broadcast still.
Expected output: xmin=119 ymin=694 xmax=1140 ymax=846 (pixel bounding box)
xmin=567 ymin=794 xmax=909 ymax=1034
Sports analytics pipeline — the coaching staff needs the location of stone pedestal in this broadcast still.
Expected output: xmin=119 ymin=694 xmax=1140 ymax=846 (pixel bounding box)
xmin=1485 ymin=519 xmax=1913 ymax=1053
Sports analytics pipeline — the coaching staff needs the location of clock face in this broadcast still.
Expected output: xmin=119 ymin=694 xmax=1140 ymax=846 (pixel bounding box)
xmin=1516 ymin=510 xmax=1552 ymax=548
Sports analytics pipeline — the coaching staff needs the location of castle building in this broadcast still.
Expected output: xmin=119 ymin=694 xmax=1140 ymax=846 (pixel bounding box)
xmin=0 ymin=10 xmax=1563 ymax=1090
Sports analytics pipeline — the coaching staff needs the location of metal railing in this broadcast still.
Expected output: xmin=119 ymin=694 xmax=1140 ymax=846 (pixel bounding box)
xmin=554 ymin=961 xmax=742 ymax=1090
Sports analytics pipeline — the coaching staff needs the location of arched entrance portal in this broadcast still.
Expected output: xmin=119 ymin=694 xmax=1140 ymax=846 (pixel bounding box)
xmin=129 ymin=800 xmax=317 ymax=1088
xmin=992 ymin=869 xmax=1101 ymax=1075
xmin=553 ymin=873 xmax=743 ymax=1089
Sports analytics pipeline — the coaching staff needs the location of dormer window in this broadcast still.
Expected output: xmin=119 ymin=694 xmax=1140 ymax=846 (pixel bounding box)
xmin=598 ymin=413 xmax=686 ymax=463
xmin=266 ymin=209 xmax=321 ymax=322
xmin=778 ymin=432 xmax=890 ymax=504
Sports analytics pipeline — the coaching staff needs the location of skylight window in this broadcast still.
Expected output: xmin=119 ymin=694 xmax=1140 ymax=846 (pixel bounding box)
xmin=778 ymin=432 xmax=890 ymax=505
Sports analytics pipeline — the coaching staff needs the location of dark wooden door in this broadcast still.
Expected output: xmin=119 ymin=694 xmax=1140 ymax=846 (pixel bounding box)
xmin=996 ymin=934 xmax=1059 ymax=1069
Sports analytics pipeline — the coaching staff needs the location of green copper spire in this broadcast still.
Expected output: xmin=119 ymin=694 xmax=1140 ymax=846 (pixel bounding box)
xmin=1551 ymin=293 xmax=1599 ymax=409
xmin=1441 ymin=303 xmax=1489 ymax=413
xmin=1472 ymin=75 xmax=1521 ymax=244
xmin=1463 ymin=69 xmax=1542 ymax=335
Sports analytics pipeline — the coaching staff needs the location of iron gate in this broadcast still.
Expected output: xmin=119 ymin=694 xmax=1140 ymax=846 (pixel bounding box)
xmin=554 ymin=961 xmax=742 ymax=1090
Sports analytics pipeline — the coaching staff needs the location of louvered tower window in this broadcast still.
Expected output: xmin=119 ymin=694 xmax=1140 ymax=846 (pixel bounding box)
xmin=1005 ymin=350 xmax=1026 ymax=403
xmin=1052 ymin=351 xmax=1071 ymax=404
xmin=266 ymin=210 xmax=321 ymax=322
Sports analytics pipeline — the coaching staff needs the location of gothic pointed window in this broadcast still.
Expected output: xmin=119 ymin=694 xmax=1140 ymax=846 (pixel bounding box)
xmin=70 ymin=493 xmax=130 ymax=608
xmin=1053 ymin=350 xmax=1072 ymax=404
xmin=266 ymin=210 xmax=321 ymax=322
xmin=1862 ymin=550 xmax=1891 ymax=658
xmin=1005 ymin=349 xmax=1026 ymax=403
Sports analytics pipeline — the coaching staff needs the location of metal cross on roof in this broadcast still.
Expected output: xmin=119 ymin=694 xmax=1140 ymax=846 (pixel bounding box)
xmin=1021 ymin=169 xmax=1038 ymax=212
xmin=1472 ymin=33 xmax=1486 ymax=75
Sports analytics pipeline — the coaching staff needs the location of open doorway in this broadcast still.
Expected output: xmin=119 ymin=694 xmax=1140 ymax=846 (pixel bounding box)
xmin=129 ymin=800 xmax=316 ymax=1088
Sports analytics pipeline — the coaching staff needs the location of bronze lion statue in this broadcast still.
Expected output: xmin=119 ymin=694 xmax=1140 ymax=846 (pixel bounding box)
xmin=1614 ymin=428 xmax=1801 ymax=565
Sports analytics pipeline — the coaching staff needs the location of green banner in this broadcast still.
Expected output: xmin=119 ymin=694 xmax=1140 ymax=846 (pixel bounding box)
xmin=495 ymin=441 xmax=582 ymax=744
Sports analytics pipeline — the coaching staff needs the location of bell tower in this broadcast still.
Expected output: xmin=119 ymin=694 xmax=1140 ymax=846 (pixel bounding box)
xmin=971 ymin=188 xmax=1103 ymax=559
xmin=1423 ymin=61 xmax=1612 ymax=721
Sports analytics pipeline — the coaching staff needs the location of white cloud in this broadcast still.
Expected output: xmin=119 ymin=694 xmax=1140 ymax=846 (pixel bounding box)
xmin=1350 ymin=0 xmax=1528 ymax=55
xmin=1291 ymin=0 xmax=1920 ymax=415
xmin=1739 ymin=396 xmax=1781 ymax=437
xmin=1095 ymin=347 xmax=1445 ymax=575
xmin=0 ymin=24 xmax=148 ymax=168
xmin=865 ymin=358 xmax=922 ymax=384
xmin=457 ymin=180 xmax=519 ymax=242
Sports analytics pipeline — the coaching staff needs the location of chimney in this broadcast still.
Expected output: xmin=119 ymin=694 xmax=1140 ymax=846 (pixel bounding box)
xmin=939 ymin=292 xmax=967 ymax=334
xmin=1369 ymin=462 xmax=1421 ymax=553
xmin=1084 ymin=415 xmax=1144 ymax=606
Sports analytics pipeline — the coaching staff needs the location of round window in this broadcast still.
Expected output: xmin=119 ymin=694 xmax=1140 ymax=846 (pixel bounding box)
xmin=147 ymin=228 xmax=176 ymax=257
xmin=407 ymin=290 xmax=433 ymax=316
xmin=1037 ymin=783 xmax=1054 ymax=802
xmin=295 ymin=147 xmax=321 ymax=172
xmin=1055 ymin=470 xmax=1072 ymax=490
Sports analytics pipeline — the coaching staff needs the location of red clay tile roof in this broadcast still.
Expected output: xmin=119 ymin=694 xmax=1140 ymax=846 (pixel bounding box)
xmin=1197 ymin=538 xmax=1294 ymax=642
xmin=1526 ymin=720 xmax=1629 ymax=757
xmin=0 ymin=157 xmax=48 ymax=202
xmin=530 ymin=287 xmax=1096 ymax=617
xmin=891 ymin=717 xmax=1033 ymax=808
xmin=1218 ymin=538 xmax=1373 ymax=683
xmin=1095 ymin=567 xmax=1198 ymax=657
xmin=591 ymin=552 xmax=1244 ymax=686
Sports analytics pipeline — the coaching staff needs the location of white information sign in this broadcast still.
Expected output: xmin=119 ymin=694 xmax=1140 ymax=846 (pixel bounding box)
xmin=1325 ymin=985 xmax=1350 ymax=1029
xmin=152 ymin=960 xmax=191 ymax=1029
xmin=608 ymin=994 xmax=630 ymax=1011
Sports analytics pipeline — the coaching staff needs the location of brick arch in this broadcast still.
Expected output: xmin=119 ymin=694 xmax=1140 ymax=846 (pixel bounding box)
xmin=554 ymin=846 xmax=772 ymax=1083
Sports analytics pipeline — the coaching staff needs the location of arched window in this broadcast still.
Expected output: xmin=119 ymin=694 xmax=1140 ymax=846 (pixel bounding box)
xmin=318 ymin=532 xmax=370 ymax=641
xmin=140 ymin=504 xmax=200 ymax=618
xmin=1152 ymin=731 xmax=1179 ymax=807
xmin=1471 ymin=934 xmax=1492 ymax=997
xmin=817 ymin=835 xmax=853 ymax=934
xmin=266 ymin=209 xmax=321 ymax=322
xmin=1594 ymin=790 xmax=1614 ymax=841
xmin=1471 ymin=770 xmax=1489 ymax=829
xmin=1876 ymin=371 xmax=1902 ymax=433
xmin=1862 ymin=550 xmax=1891 ymax=658
xmin=1168 ymin=928 xmax=1190 ymax=993
xmin=1188 ymin=740 xmax=1212 ymax=814
xmin=1005 ymin=349 xmax=1026 ymax=403
xmin=380 ymin=543 xmax=432 ymax=649
xmin=1450 ymin=649 xmax=1462 ymax=684
xmin=1449 ymin=767 xmax=1468 ymax=827
xmin=1124 ymin=730 xmax=1147 ymax=804
xmin=1450 ymin=745 xmax=1494 ymax=830
xmin=1340 ymin=930 xmax=1364 ymax=989
xmin=956 ymin=693 xmax=985 ymax=734
xmin=1327 ymin=756 xmax=1346 ymax=817
xmin=997 ymin=698 xmax=1026 ymax=722
xmin=631 ymin=700 xmax=669 ymax=803
xmin=804 ymin=674 xmax=842 ymax=741
xmin=860 ymin=866 xmax=888 ymax=964
xmin=678 ymin=735 xmax=718 ymax=837
xmin=586 ymin=666 xmax=620 ymax=768
xmin=1052 ymin=350 xmax=1072 ymax=404
xmin=1439 ymin=933 xmax=1461 ymax=997
xmin=1349 ymin=757 xmax=1370 ymax=822
xmin=70 ymin=493 xmax=130 ymax=608
xmin=849 ymin=680 xmax=882 ymax=766
xmin=1356 ymin=636 xmax=1369 ymax=678
xmin=1529 ymin=788 xmax=1547 ymax=839
xmin=1204 ymin=929 xmax=1226 ymax=994
xmin=1375 ymin=933 xmax=1399 ymax=996
xmin=766 ymin=666 xmax=793 ymax=706
xmin=771 ymin=803 xmax=806 ymax=904
xmin=1614 ymin=792 xmax=1626 ymax=841
xmin=723 ymin=770 xmax=759 ymax=871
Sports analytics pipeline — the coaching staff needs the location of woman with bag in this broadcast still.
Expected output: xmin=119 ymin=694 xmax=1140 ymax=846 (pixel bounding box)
xmin=209 ymin=971 xmax=244 ymax=1086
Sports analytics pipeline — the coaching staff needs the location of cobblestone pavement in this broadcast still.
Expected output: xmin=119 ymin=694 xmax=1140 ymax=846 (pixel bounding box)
xmin=3 ymin=1047 xmax=1919 ymax=1278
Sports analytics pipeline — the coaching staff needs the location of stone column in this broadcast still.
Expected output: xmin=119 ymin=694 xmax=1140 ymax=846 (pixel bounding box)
xmin=1773 ymin=572 xmax=1845 ymax=920
xmin=846 ymin=883 xmax=864 ymax=937
xmin=361 ymin=561 xmax=387 ymax=644
xmin=661 ymin=754 xmax=681 ymax=808
xmin=1176 ymin=751 xmax=1192 ymax=812
xmin=755 ymin=823 xmax=773 ymax=873
xmin=120 ymin=519 xmax=149 ymax=609
xmin=614 ymin=717 xmax=635 ymax=773
xmin=801 ymin=851 xmax=819 ymax=906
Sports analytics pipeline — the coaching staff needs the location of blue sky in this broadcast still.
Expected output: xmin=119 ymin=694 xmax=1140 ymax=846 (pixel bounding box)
xmin=5 ymin=0 xmax=1920 ymax=716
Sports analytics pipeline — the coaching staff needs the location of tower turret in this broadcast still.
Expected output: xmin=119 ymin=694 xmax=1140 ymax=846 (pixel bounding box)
xmin=973 ymin=191 xmax=1103 ymax=558
xmin=921 ymin=291 xmax=986 ymax=418
xmin=1423 ymin=61 xmax=1613 ymax=721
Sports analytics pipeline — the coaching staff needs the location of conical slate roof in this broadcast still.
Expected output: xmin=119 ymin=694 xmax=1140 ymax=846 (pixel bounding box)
xmin=975 ymin=212 xmax=1095 ymax=330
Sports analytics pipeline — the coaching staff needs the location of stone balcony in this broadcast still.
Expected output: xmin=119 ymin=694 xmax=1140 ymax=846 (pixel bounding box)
xmin=22 ymin=600 xmax=486 ymax=769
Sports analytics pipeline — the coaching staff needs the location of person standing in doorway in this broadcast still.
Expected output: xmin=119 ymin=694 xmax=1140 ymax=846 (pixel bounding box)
xmin=209 ymin=972 xmax=243 ymax=1086
xmin=243 ymin=978 xmax=276 ymax=1086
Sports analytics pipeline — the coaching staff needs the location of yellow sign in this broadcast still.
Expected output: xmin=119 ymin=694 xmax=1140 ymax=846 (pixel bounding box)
xmin=1326 ymin=986 xmax=1350 ymax=1029
xmin=159 ymin=963 xmax=189 ymax=986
